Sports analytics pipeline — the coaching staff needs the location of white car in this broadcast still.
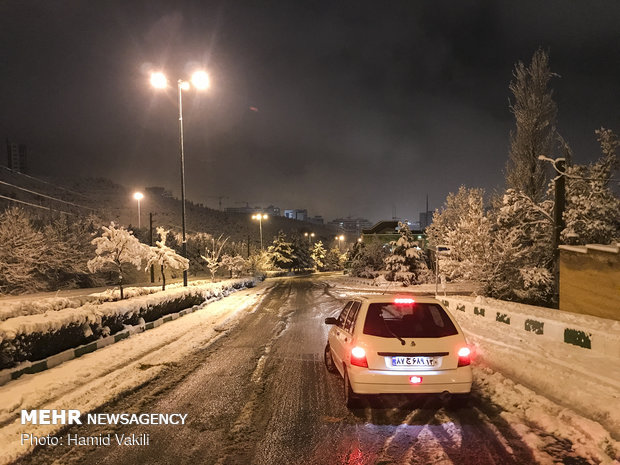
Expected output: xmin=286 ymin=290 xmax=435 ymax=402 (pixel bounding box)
xmin=324 ymin=294 xmax=472 ymax=408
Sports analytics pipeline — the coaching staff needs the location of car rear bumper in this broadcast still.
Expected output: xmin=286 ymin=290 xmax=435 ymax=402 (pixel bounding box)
xmin=349 ymin=366 xmax=472 ymax=395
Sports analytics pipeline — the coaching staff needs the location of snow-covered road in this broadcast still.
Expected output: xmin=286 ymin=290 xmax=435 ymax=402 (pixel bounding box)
xmin=2 ymin=275 xmax=618 ymax=464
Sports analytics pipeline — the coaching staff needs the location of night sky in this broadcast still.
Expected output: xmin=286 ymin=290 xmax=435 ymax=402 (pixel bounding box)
xmin=1 ymin=1 xmax=619 ymax=223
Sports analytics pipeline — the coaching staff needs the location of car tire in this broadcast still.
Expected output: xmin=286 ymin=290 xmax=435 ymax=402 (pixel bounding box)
xmin=324 ymin=344 xmax=338 ymax=374
xmin=344 ymin=367 xmax=362 ymax=409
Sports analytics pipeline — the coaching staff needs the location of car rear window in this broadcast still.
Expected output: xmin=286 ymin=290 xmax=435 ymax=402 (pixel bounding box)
xmin=363 ymin=302 xmax=458 ymax=338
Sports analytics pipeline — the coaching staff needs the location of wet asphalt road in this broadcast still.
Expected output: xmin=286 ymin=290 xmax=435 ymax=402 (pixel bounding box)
xmin=16 ymin=276 xmax=559 ymax=465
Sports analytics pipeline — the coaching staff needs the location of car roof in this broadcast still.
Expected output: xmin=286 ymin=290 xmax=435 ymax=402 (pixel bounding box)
xmin=349 ymin=294 xmax=443 ymax=305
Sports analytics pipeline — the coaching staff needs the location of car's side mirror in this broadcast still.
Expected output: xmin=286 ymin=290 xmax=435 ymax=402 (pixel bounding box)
xmin=324 ymin=317 xmax=338 ymax=325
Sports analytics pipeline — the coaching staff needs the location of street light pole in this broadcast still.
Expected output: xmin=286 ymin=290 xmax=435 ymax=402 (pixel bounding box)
xmin=252 ymin=214 xmax=268 ymax=251
xmin=150 ymin=69 xmax=209 ymax=288
xmin=177 ymin=80 xmax=188 ymax=287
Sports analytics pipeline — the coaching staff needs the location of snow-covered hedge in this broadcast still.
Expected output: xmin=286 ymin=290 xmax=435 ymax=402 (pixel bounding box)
xmin=0 ymin=278 xmax=257 ymax=369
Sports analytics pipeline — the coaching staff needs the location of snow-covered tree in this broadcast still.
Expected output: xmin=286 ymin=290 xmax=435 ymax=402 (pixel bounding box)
xmin=268 ymin=231 xmax=294 ymax=271
xmin=186 ymin=232 xmax=213 ymax=276
xmin=87 ymin=222 xmax=148 ymax=299
xmin=384 ymin=222 xmax=428 ymax=285
xmin=484 ymin=189 xmax=554 ymax=304
xmin=348 ymin=241 xmax=388 ymax=278
xmin=290 ymin=234 xmax=313 ymax=271
xmin=145 ymin=228 xmax=190 ymax=290
xmin=201 ymin=234 xmax=229 ymax=281
xmin=311 ymin=241 xmax=327 ymax=271
xmin=324 ymin=247 xmax=345 ymax=271
xmin=562 ymin=128 xmax=620 ymax=244
xmin=247 ymin=250 xmax=271 ymax=274
xmin=505 ymin=48 xmax=557 ymax=203
xmin=221 ymin=254 xmax=247 ymax=278
xmin=0 ymin=208 xmax=48 ymax=294
xmin=427 ymin=186 xmax=492 ymax=281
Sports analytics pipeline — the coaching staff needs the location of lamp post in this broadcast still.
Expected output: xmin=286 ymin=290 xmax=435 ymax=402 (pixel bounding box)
xmin=150 ymin=69 xmax=210 ymax=287
xmin=133 ymin=192 xmax=143 ymax=228
xmin=335 ymin=234 xmax=345 ymax=252
xmin=252 ymin=213 xmax=268 ymax=251
xmin=304 ymin=232 xmax=315 ymax=245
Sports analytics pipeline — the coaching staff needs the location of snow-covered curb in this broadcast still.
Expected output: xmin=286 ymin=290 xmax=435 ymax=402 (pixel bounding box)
xmin=0 ymin=278 xmax=259 ymax=381
xmin=439 ymin=295 xmax=620 ymax=358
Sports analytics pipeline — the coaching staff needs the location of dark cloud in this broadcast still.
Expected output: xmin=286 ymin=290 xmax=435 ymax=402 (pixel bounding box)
xmin=1 ymin=1 xmax=618 ymax=222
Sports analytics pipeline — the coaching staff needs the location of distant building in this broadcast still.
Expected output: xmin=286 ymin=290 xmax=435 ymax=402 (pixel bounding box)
xmin=361 ymin=220 xmax=427 ymax=248
xmin=265 ymin=205 xmax=281 ymax=217
xmin=6 ymin=140 xmax=27 ymax=173
xmin=328 ymin=216 xmax=373 ymax=236
xmin=284 ymin=209 xmax=307 ymax=221
xmin=419 ymin=210 xmax=433 ymax=229
xmin=308 ymin=215 xmax=324 ymax=225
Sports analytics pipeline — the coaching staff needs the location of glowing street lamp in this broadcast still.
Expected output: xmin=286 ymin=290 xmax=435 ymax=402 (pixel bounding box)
xmin=335 ymin=234 xmax=345 ymax=251
xmin=304 ymin=232 xmax=315 ymax=245
xmin=150 ymin=69 xmax=210 ymax=286
xmin=133 ymin=192 xmax=144 ymax=228
xmin=252 ymin=213 xmax=268 ymax=251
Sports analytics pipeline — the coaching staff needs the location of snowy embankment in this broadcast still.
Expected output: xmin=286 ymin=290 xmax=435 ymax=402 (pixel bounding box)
xmin=0 ymin=280 xmax=271 ymax=465
xmin=443 ymin=295 xmax=620 ymax=444
xmin=0 ymin=278 xmax=259 ymax=374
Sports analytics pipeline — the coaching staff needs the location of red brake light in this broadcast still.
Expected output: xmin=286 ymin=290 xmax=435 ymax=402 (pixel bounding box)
xmin=457 ymin=346 xmax=471 ymax=367
xmin=409 ymin=376 xmax=423 ymax=384
xmin=394 ymin=298 xmax=415 ymax=304
xmin=350 ymin=346 xmax=368 ymax=368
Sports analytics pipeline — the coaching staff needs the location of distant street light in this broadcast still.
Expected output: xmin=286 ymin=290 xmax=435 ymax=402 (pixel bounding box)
xmin=304 ymin=232 xmax=315 ymax=245
xmin=252 ymin=213 xmax=269 ymax=251
xmin=335 ymin=234 xmax=345 ymax=251
xmin=150 ymin=69 xmax=210 ymax=286
xmin=133 ymin=192 xmax=144 ymax=228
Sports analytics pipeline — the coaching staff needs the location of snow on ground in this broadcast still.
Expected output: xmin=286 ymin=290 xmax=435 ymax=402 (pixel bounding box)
xmin=331 ymin=277 xmax=620 ymax=464
xmin=0 ymin=278 xmax=255 ymax=340
xmin=0 ymin=278 xmax=246 ymax=321
xmin=0 ymin=280 xmax=272 ymax=465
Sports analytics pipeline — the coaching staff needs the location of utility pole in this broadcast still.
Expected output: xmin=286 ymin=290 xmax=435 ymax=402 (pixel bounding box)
xmin=149 ymin=213 xmax=155 ymax=283
xmin=551 ymin=160 xmax=566 ymax=308
xmin=247 ymin=234 xmax=251 ymax=258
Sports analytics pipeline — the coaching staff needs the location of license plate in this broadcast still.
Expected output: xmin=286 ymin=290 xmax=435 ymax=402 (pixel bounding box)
xmin=391 ymin=356 xmax=437 ymax=367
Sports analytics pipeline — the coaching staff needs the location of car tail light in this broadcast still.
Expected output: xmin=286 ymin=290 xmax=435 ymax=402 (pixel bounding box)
xmin=409 ymin=376 xmax=423 ymax=384
xmin=457 ymin=346 xmax=471 ymax=367
xmin=394 ymin=297 xmax=415 ymax=304
xmin=350 ymin=346 xmax=368 ymax=368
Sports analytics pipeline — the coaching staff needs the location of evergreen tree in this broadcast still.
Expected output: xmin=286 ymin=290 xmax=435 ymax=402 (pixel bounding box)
xmin=268 ymin=231 xmax=294 ymax=271
xmin=384 ymin=222 xmax=428 ymax=285
xmin=506 ymin=48 xmax=557 ymax=203
xmin=484 ymin=189 xmax=554 ymax=305
xmin=290 ymin=233 xmax=313 ymax=271
xmin=348 ymin=241 xmax=388 ymax=278
xmin=311 ymin=240 xmax=327 ymax=271
xmin=324 ymin=247 xmax=344 ymax=271
xmin=562 ymin=128 xmax=620 ymax=244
